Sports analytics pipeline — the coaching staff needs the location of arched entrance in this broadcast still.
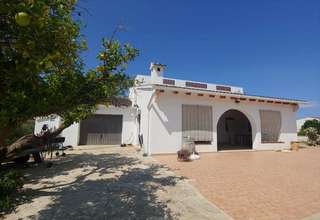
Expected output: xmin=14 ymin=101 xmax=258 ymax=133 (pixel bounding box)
xmin=217 ymin=109 xmax=252 ymax=151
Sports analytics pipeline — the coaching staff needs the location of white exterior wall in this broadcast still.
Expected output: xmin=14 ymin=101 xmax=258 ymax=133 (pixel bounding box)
xmin=130 ymin=86 xmax=155 ymax=155
xmin=34 ymin=115 xmax=62 ymax=135
xmin=34 ymin=65 xmax=301 ymax=154
xmin=61 ymin=123 xmax=80 ymax=146
xmin=34 ymin=105 xmax=138 ymax=147
xmin=34 ymin=115 xmax=79 ymax=146
xmin=141 ymin=91 xmax=298 ymax=154
xmin=94 ymin=105 xmax=138 ymax=145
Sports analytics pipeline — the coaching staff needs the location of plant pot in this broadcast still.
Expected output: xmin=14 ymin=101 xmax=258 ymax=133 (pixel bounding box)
xmin=291 ymin=141 xmax=299 ymax=151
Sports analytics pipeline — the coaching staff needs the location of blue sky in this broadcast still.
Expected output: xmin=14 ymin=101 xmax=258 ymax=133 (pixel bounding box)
xmin=79 ymin=0 xmax=320 ymax=118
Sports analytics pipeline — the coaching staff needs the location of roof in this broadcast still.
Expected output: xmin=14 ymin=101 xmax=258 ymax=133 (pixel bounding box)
xmin=135 ymin=74 xmax=307 ymax=105
xmin=297 ymin=116 xmax=320 ymax=120
xmin=153 ymin=84 xmax=307 ymax=104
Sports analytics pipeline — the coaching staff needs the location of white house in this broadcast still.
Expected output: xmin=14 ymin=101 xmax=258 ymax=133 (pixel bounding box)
xmin=34 ymin=105 xmax=138 ymax=147
xmin=35 ymin=62 xmax=306 ymax=155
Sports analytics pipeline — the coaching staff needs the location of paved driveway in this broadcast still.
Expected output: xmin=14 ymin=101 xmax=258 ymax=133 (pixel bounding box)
xmin=154 ymin=149 xmax=320 ymax=220
xmin=3 ymin=146 xmax=231 ymax=220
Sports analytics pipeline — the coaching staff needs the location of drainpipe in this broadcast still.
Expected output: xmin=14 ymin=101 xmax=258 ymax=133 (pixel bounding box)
xmin=134 ymin=104 xmax=141 ymax=149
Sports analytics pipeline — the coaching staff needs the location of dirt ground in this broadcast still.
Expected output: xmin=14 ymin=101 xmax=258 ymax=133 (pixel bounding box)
xmin=154 ymin=148 xmax=320 ymax=220
xmin=2 ymin=146 xmax=231 ymax=220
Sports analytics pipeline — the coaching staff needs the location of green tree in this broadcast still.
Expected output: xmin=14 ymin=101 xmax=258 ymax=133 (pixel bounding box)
xmin=4 ymin=120 xmax=35 ymax=146
xmin=298 ymin=119 xmax=320 ymax=136
xmin=0 ymin=0 xmax=138 ymax=161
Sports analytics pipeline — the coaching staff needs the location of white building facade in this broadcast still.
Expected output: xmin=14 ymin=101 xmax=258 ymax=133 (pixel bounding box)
xmin=34 ymin=106 xmax=138 ymax=147
xmin=35 ymin=63 xmax=305 ymax=155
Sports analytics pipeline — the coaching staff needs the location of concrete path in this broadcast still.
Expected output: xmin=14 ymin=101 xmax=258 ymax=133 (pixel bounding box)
xmin=3 ymin=146 xmax=231 ymax=220
xmin=303 ymin=212 xmax=320 ymax=220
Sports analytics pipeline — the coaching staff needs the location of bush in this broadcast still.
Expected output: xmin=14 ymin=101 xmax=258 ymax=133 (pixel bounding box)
xmin=298 ymin=129 xmax=305 ymax=136
xmin=0 ymin=170 xmax=23 ymax=213
xmin=304 ymin=127 xmax=319 ymax=146
xmin=299 ymin=119 xmax=320 ymax=136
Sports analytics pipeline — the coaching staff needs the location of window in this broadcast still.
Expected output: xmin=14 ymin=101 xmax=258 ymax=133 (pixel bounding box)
xmin=216 ymin=85 xmax=231 ymax=92
xmin=182 ymin=105 xmax=213 ymax=142
xmin=259 ymin=110 xmax=281 ymax=142
xmin=185 ymin=82 xmax=208 ymax=89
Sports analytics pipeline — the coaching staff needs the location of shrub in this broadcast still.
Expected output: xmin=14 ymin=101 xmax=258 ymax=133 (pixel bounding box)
xmin=304 ymin=127 xmax=319 ymax=146
xmin=298 ymin=129 xmax=305 ymax=136
xmin=299 ymin=119 xmax=320 ymax=136
xmin=0 ymin=170 xmax=23 ymax=213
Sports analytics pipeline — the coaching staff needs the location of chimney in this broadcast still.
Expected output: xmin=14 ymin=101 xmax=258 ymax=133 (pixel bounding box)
xmin=150 ymin=62 xmax=166 ymax=79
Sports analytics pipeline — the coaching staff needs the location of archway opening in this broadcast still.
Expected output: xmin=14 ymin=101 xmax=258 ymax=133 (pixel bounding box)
xmin=217 ymin=109 xmax=252 ymax=151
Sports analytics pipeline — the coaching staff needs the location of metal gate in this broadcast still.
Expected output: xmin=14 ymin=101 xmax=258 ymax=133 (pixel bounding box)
xmin=79 ymin=115 xmax=123 ymax=145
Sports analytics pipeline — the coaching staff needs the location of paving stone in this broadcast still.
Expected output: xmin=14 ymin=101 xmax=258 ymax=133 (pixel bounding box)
xmin=154 ymin=149 xmax=320 ymax=220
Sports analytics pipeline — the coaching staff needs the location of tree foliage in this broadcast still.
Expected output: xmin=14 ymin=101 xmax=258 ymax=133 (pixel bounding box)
xmin=0 ymin=0 xmax=138 ymax=149
xmin=4 ymin=120 xmax=34 ymax=146
xmin=298 ymin=119 xmax=320 ymax=136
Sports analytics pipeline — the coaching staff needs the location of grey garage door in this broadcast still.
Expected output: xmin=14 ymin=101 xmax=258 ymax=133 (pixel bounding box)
xmin=79 ymin=115 xmax=123 ymax=145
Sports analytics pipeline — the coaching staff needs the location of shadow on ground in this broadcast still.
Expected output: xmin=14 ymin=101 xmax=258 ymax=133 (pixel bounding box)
xmin=3 ymin=152 xmax=182 ymax=220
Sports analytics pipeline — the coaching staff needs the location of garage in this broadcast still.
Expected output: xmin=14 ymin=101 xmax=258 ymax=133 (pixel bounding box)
xmin=79 ymin=115 xmax=123 ymax=145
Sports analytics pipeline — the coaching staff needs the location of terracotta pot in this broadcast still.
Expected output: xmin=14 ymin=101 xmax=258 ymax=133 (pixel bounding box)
xmin=291 ymin=141 xmax=299 ymax=151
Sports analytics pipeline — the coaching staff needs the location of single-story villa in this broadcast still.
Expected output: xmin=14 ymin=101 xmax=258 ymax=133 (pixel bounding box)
xmin=34 ymin=63 xmax=306 ymax=155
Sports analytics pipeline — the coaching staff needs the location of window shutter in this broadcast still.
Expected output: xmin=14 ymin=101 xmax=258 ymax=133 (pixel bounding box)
xmin=198 ymin=105 xmax=213 ymax=141
xmin=182 ymin=105 xmax=197 ymax=140
xmin=182 ymin=105 xmax=213 ymax=142
xmin=259 ymin=110 xmax=281 ymax=142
